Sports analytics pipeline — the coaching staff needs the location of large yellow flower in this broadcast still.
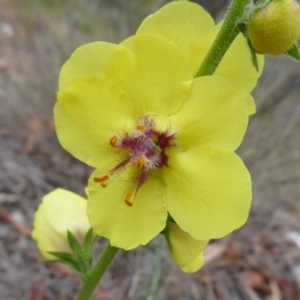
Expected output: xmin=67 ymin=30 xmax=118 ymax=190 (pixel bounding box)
xmin=55 ymin=2 xmax=261 ymax=250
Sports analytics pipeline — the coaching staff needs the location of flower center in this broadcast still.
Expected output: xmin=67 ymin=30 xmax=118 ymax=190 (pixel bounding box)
xmin=94 ymin=115 xmax=176 ymax=207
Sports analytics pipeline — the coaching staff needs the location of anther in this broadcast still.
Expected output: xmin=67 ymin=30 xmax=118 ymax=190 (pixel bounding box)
xmin=94 ymin=175 xmax=110 ymax=188
xmin=125 ymin=193 xmax=134 ymax=207
xmin=100 ymin=182 xmax=107 ymax=188
xmin=136 ymin=125 xmax=145 ymax=131
xmin=109 ymin=135 xmax=118 ymax=146
xmin=137 ymin=155 xmax=148 ymax=169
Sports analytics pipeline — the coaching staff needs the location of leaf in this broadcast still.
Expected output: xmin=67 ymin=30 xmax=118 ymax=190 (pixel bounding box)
xmin=247 ymin=38 xmax=259 ymax=72
xmin=48 ymin=251 xmax=75 ymax=262
xmin=48 ymin=251 xmax=88 ymax=281
xmin=285 ymin=44 xmax=300 ymax=61
xmin=83 ymin=228 xmax=94 ymax=254
xmin=74 ymin=249 xmax=90 ymax=274
xmin=237 ymin=21 xmax=259 ymax=72
xmin=67 ymin=230 xmax=82 ymax=253
xmin=48 ymin=251 xmax=80 ymax=271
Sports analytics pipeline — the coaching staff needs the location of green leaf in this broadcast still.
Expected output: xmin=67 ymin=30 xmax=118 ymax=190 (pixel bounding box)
xmin=67 ymin=230 xmax=82 ymax=253
xmin=83 ymin=228 xmax=94 ymax=254
xmin=48 ymin=251 xmax=79 ymax=271
xmin=75 ymin=249 xmax=90 ymax=273
xmin=246 ymin=38 xmax=259 ymax=72
xmin=48 ymin=251 xmax=75 ymax=262
xmin=48 ymin=230 xmax=96 ymax=281
xmin=48 ymin=251 xmax=88 ymax=281
xmin=237 ymin=21 xmax=259 ymax=72
xmin=285 ymin=44 xmax=300 ymax=61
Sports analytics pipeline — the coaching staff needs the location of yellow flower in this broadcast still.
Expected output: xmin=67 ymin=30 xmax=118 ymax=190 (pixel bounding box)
xmin=55 ymin=2 xmax=257 ymax=250
xmin=32 ymin=189 xmax=91 ymax=259
xmin=167 ymin=222 xmax=208 ymax=273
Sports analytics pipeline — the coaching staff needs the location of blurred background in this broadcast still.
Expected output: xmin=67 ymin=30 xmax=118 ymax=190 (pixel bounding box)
xmin=1 ymin=0 xmax=300 ymax=299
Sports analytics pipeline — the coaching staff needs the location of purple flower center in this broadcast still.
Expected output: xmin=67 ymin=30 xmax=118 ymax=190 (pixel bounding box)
xmin=94 ymin=115 xmax=177 ymax=206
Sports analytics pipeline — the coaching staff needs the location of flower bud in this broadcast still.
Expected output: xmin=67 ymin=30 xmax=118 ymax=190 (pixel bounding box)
xmin=248 ymin=0 xmax=300 ymax=55
xmin=32 ymin=188 xmax=91 ymax=259
xmin=166 ymin=223 xmax=208 ymax=273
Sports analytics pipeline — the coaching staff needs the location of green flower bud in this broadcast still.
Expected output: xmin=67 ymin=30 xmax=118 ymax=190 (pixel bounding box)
xmin=248 ymin=0 xmax=300 ymax=55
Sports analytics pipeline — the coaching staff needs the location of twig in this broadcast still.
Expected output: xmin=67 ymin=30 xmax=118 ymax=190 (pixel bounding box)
xmin=0 ymin=206 xmax=32 ymax=237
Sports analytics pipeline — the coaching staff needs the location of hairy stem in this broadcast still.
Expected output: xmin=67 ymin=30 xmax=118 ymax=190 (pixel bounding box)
xmin=195 ymin=0 xmax=252 ymax=77
xmin=76 ymin=243 xmax=119 ymax=300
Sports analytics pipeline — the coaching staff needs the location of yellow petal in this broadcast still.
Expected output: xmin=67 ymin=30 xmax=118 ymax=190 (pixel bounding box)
xmin=137 ymin=1 xmax=214 ymax=75
xmin=104 ymin=34 xmax=193 ymax=115
xmin=181 ymin=252 xmax=205 ymax=273
xmin=32 ymin=200 xmax=64 ymax=260
xmin=163 ymin=146 xmax=251 ymax=241
xmin=32 ymin=189 xmax=91 ymax=259
xmin=55 ymin=76 xmax=136 ymax=167
xmin=168 ymin=222 xmax=208 ymax=272
xmin=215 ymin=30 xmax=264 ymax=96
xmin=245 ymin=94 xmax=256 ymax=115
xmin=59 ymin=42 xmax=116 ymax=90
xmin=171 ymin=76 xmax=248 ymax=152
xmin=87 ymin=166 xmax=167 ymax=250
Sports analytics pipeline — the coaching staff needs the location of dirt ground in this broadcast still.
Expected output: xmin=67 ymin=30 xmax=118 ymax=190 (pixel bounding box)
xmin=1 ymin=0 xmax=300 ymax=299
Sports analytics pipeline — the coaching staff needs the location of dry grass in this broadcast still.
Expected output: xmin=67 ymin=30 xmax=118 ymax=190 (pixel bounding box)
xmin=1 ymin=0 xmax=300 ymax=299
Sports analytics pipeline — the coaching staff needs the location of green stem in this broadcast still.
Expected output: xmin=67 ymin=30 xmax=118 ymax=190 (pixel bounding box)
xmin=195 ymin=0 xmax=252 ymax=77
xmin=76 ymin=243 xmax=119 ymax=300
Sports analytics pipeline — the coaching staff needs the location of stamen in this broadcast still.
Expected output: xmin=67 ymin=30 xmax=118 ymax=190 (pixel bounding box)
xmin=136 ymin=125 xmax=145 ymax=131
xmin=125 ymin=193 xmax=134 ymax=207
xmin=109 ymin=135 xmax=118 ymax=146
xmin=94 ymin=175 xmax=109 ymax=182
xmin=94 ymin=174 xmax=110 ymax=188
xmin=94 ymin=158 xmax=131 ymax=189
xmin=124 ymin=169 xmax=148 ymax=207
xmin=137 ymin=155 xmax=148 ymax=169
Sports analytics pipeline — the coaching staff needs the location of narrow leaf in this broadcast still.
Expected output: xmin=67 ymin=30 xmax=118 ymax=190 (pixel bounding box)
xmin=237 ymin=21 xmax=259 ymax=72
xmin=246 ymin=38 xmax=259 ymax=72
xmin=48 ymin=251 xmax=75 ymax=262
xmin=285 ymin=44 xmax=300 ymax=61
xmin=83 ymin=228 xmax=94 ymax=253
xmin=67 ymin=230 xmax=82 ymax=253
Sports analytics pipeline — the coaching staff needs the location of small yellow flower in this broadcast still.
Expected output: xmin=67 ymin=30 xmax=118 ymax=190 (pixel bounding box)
xmin=248 ymin=0 xmax=300 ymax=55
xmin=32 ymin=189 xmax=91 ymax=259
xmin=55 ymin=2 xmax=259 ymax=250
xmin=167 ymin=223 xmax=208 ymax=273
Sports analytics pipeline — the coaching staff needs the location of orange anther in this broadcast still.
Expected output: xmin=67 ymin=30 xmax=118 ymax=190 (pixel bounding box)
xmin=94 ymin=175 xmax=109 ymax=188
xmin=125 ymin=193 xmax=134 ymax=207
xmin=136 ymin=125 xmax=145 ymax=131
xmin=137 ymin=156 xmax=146 ymax=169
xmin=94 ymin=175 xmax=109 ymax=182
xmin=109 ymin=135 xmax=118 ymax=146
